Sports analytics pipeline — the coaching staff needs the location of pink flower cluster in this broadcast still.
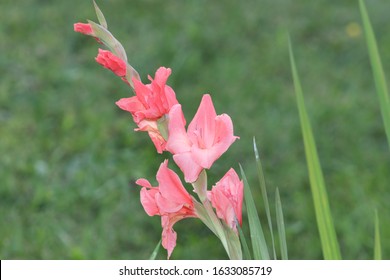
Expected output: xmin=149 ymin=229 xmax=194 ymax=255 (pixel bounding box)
xmin=74 ymin=21 xmax=244 ymax=259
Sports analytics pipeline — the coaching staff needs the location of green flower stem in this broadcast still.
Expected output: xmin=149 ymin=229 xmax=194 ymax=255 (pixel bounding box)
xmin=192 ymin=170 xmax=242 ymax=260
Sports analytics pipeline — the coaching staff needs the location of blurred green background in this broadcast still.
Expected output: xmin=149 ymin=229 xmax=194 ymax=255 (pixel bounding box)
xmin=1 ymin=0 xmax=389 ymax=259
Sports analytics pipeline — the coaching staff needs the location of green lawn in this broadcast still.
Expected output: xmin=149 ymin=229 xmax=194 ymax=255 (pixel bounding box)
xmin=1 ymin=0 xmax=389 ymax=259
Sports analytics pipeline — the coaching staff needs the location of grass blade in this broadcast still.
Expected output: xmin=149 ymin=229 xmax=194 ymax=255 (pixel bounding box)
xmin=359 ymin=0 xmax=390 ymax=150
xmin=288 ymin=38 xmax=341 ymax=260
xmin=253 ymin=137 xmax=277 ymax=259
xmin=275 ymin=188 xmax=288 ymax=260
xmin=240 ymin=164 xmax=270 ymax=260
xmin=374 ymin=209 xmax=382 ymax=260
xmin=149 ymin=239 xmax=161 ymax=260
xmin=236 ymin=218 xmax=252 ymax=260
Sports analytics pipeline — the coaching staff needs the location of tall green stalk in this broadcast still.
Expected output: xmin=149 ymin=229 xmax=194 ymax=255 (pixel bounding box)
xmin=374 ymin=209 xmax=382 ymax=260
xmin=275 ymin=188 xmax=288 ymax=260
xmin=253 ymin=138 xmax=276 ymax=259
xmin=240 ymin=165 xmax=270 ymax=260
xmin=359 ymin=0 xmax=390 ymax=150
xmin=288 ymin=38 xmax=341 ymax=260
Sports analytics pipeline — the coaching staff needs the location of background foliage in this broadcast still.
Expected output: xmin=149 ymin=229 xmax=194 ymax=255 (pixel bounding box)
xmin=1 ymin=0 xmax=389 ymax=259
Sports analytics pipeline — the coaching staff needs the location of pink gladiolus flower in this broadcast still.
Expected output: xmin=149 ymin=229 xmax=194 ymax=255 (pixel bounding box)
xmin=116 ymin=67 xmax=178 ymax=123
xmin=95 ymin=49 xmax=127 ymax=77
xmin=208 ymin=168 xmax=243 ymax=230
xmin=136 ymin=160 xmax=197 ymax=258
xmin=74 ymin=23 xmax=93 ymax=35
xmin=116 ymin=67 xmax=179 ymax=153
xmin=166 ymin=94 xmax=239 ymax=183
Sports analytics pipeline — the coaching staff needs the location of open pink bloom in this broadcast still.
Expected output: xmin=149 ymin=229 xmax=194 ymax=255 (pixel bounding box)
xmin=166 ymin=94 xmax=239 ymax=183
xmin=95 ymin=49 xmax=127 ymax=77
xmin=74 ymin=23 xmax=93 ymax=35
xmin=116 ymin=67 xmax=179 ymax=153
xmin=116 ymin=67 xmax=178 ymax=123
xmin=136 ymin=160 xmax=197 ymax=258
xmin=208 ymin=168 xmax=243 ymax=230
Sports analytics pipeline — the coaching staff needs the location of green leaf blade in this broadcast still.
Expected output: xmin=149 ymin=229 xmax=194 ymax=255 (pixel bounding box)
xmin=275 ymin=188 xmax=288 ymax=260
xmin=253 ymin=137 xmax=277 ymax=259
xmin=236 ymin=218 xmax=252 ymax=260
xmin=359 ymin=0 xmax=390 ymax=150
xmin=374 ymin=209 xmax=382 ymax=260
xmin=149 ymin=239 xmax=161 ymax=260
xmin=240 ymin=164 xmax=270 ymax=260
xmin=288 ymin=38 xmax=341 ymax=260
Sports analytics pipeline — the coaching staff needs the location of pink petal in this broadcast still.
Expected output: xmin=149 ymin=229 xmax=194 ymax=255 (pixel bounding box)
xmin=147 ymin=130 xmax=166 ymax=154
xmin=149 ymin=68 xmax=175 ymax=111
xmin=160 ymin=211 xmax=197 ymax=259
xmin=210 ymin=168 xmax=243 ymax=227
xmin=135 ymin=120 xmax=165 ymax=153
xmin=132 ymin=77 xmax=151 ymax=109
xmin=156 ymin=160 xmax=192 ymax=204
xmin=172 ymin=152 xmax=203 ymax=183
xmin=95 ymin=49 xmax=126 ymax=77
xmin=136 ymin=178 xmax=153 ymax=188
xmin=115 ymin=96 xmax=146 ymax=119
xmin=214 ymin=114 xmax=238 ymax=144
xmin=130 ymin=67 xmax=178 ymax=122
xmin=146 ymin=84 xmax=166 ymax=116
xmin=135 ymin=120 xmax=166 ymax=153
xmin=161 ymin=216 xmax=177 ymax=259
xmin=156 ymin=193 xmax=185 ymax=214
xmin=191 ymin=114 xmax=238 ymax=168
xmin=153 ymin=67 xmax=172 ymax=85
xmin=74 ymin=23 xmax=93 ymax=35
xmin=187 ymin=94 xmax=217 ymax=149
xmin=209 ymin=187 xmax=236 ymax=228
xmin=165 ymin=86 xmax=179 ymax=109
xmin=166 ymin=104 xmax=191 ymax=154
xmin=140 ymin=187 xmax=160 ymax=216
xmin=223 ymin=169 xmax=244 ymax=226
xmin=135 ymin=119 xmax=159 ymax=132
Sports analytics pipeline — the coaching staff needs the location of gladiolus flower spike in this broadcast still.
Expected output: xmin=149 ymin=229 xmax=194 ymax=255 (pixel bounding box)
xmin=74 ymin=2 xmax=245 ymax=260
